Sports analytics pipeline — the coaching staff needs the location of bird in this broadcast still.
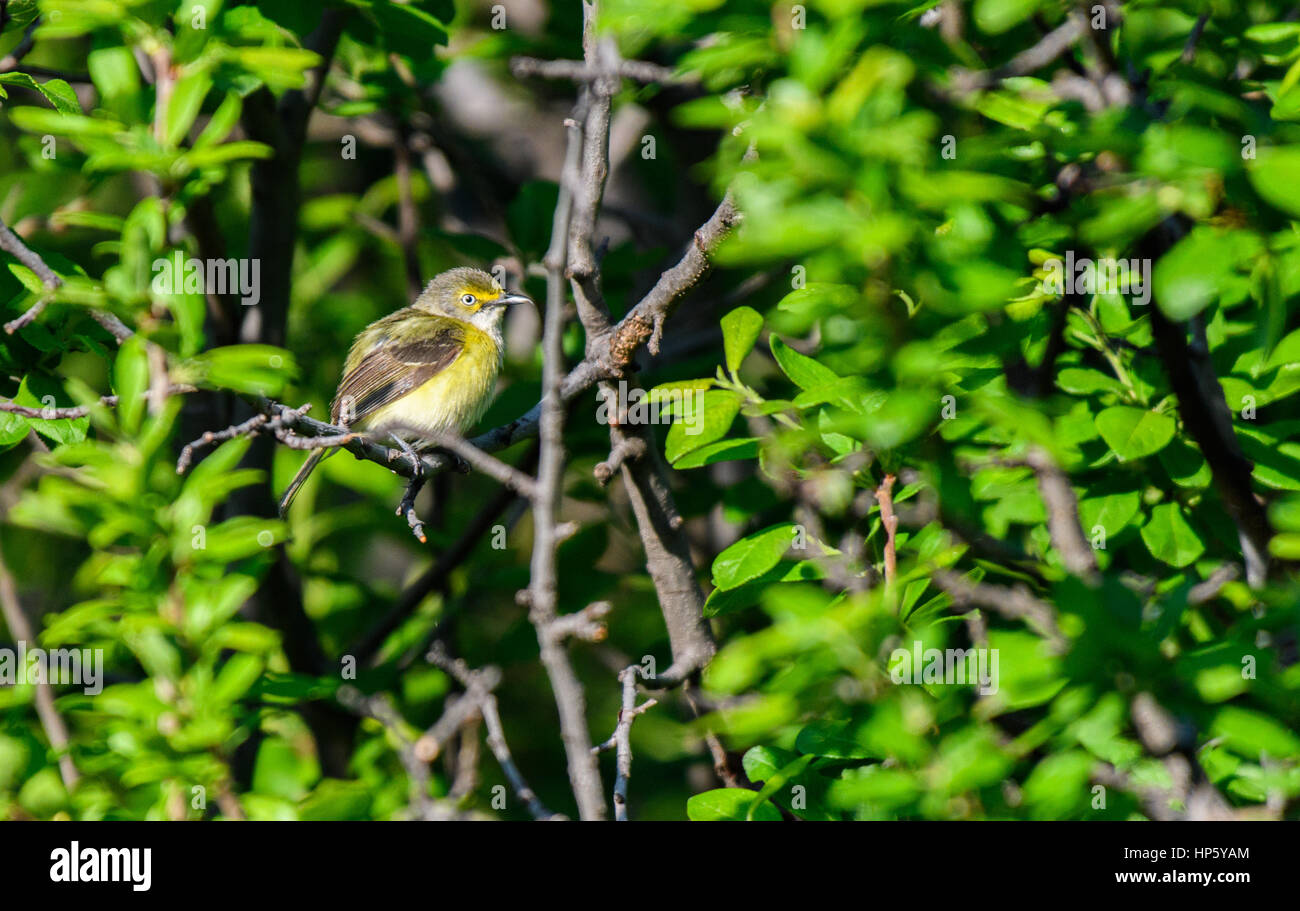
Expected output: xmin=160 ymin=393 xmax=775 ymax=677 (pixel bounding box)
xmin=277 ymin=267 xmax=531 ymax=518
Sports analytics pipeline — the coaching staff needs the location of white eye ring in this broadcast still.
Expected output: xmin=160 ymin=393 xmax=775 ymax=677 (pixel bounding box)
xmin=461 ymin=294 xmax=476 ymax=306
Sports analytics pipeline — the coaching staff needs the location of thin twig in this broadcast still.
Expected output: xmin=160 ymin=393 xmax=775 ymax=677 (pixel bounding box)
xmin=932 ymin=569 xmax=1068 ymax=653
xmin=388 ymin=425 xmax=540 ymax=501
xmin=1 ymin=385 xmax=194 ymax=422
xmin=876 ymin=473 xmax=898 ymax=590
xmin=0 ymin=16 xmax=38 ymax=72
xmin=427 ymin=645 xmax=560 ymax=820
xmin=510 ymin=57 xmax=695 ymax=85
xmin=0 ymin=216 xmax=133 ymax=342
xmin=592 ymin=666 xmax=657 ymax=821
xmin=337 ymin=685 xmax=434 ymax=818
xmin=949 ymin=3 xmax=1122 ymax=93
xmin=0 ymin=544 xmax=79 ymax=790
xmin=1181 ymin=12 xmax=1210 ymax=64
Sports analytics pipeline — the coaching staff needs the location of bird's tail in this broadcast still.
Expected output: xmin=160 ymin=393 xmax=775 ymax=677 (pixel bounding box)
xmin=278 ymin=447 xmax=332 ymax=518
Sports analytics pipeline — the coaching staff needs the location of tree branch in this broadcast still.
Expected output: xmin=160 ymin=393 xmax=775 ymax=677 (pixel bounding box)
xmin=0 ymin=544 xmax=78 ymax=790
xmin=524 ymin=102 xmax=607 ymax=820
xmin=592 ymin=666 xmax=657 ymax=821
xmin=0 ymin=216 xmax=133 ymax=342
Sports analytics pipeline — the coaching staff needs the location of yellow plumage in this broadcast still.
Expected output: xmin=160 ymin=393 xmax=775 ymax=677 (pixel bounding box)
xmin=352 ymin=313 xmax=503 ymax=439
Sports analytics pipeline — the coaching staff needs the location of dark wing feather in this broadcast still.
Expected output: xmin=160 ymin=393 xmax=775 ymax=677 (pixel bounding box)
xmin=331 ymin=313 xmax=465 ymax=425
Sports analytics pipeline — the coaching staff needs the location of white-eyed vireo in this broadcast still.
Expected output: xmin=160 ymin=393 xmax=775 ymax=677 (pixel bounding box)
xmin=278 ymin=267 xmax=531 ymax=516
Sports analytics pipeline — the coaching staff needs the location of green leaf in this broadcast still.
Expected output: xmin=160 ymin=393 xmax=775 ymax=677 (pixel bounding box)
xmin=665 ymin=389 xmax=740 ymax=463
xmin=164 ymin=66 xmax=212 ymax=147
xmin=741 ymin=745 xmax=797 ymax=784
xmin=795 ymin=720 xmax=874 ymax=759
xmin=973 ymin=0 xmax=1039 ymax=35
xmin=1264 ymin=325 xmax=1300 ymax=370
xmin=704 ymin=565 xmax=826 ymax=617
xmin=1140 ymin=503 xmax=1205 ymax=568
xmin=225 ymin=47 xmax=324 ymax=91
xmin=748 ymin=754 xmax=815 ymax=819
xmin=1157 ymin=440 xmax=1212 ymax=488
xmin=1078 ymin=491 xmax=1141 ymax=538
xmin=0 ymin=73 xmax=80 ymax=114
xmin=686 ymin=788 xmax=781 ymax=821
xmin=775 ymin=283 xmax=859 ymax=321
xmin=211 ymin=653 xmax=263 ymax=705
xmin=12 ymin=375 xmax=88 ymax=445
xmin=113 ymin=335 xmax=149 ymax=434
xmin=177 ymin=141 xmax=274 ymax=173
xmin=194 ymin=91 xmax=242 ymax=148
xmin=1210 ymin=706 xmax=1300 ymax=760
xmin=671 ymin=437 xmax=759 ymax=469
xmin=1056 ymin=367 xmax=1126 ymax=397
xmin=720 ymin=306 xmax=763 ymax=373
xmin=1269 ymin=495 xmax=1300 ymax=532
xmin=1095 ymin=406 xmax=1176 ymax=461
xmin=177 ymin=345 xmax=296 ymax=397
xmin=0 ymin=411 xmax=29 ymax=451
xmin=646 ymin=379 xmax=714 ymax=415
xmin=1153 ymin=227 xmax=1258 ymax=321
xmin=770 ymin=335 xmax=839 ymax=391
xmin=370 ymin=1 xmax=450 ymax=57
xmin=253 ymin=736 xmax=320 ymax=801
xmin=1248 ymin=146 xmax=1300 ymax=218
xmin=299 ymin=780 xmax=373 ymax=821
xmin=711 ymin=522 xmax=797 ymax=590
xmin=1237 ymin=425 xmax=1300 ymax=491
xmin=7 ymin=107 xmax=123 ymax=137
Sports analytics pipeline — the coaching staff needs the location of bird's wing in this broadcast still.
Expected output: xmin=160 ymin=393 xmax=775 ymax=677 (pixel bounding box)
xmin=331 ymin=312 xmax=466 ymax=425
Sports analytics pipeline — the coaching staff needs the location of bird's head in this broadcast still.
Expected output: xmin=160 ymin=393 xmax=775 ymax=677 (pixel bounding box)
xmin=412 ymin=267 xmax=532 ymax=330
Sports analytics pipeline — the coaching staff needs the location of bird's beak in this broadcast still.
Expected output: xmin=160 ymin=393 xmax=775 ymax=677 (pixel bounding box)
xmin=493 ymin=291 xmax=533 ymax=308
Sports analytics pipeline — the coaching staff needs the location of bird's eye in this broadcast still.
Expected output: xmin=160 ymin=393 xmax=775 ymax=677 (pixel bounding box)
xmin=461 ymin=294 xmax=476 ymax=306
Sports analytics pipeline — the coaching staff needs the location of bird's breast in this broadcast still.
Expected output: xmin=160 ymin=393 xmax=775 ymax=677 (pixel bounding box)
xmin=360 ymin=325 xmax=503 ymax=439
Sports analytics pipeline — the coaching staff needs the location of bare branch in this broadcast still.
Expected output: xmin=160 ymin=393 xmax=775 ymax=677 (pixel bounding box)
xmin=1141 ymin=219 xmax=1274 ymax=587
xmin=510 ymin=57 xmax=694 ymax=86
xmin=0 ymin=16 xmax=38 ymax=72
xmin=397 ymin=474 xmax=428 ymax=544
xmin=612 ymin=420 xmax=716 ymax=686
xmin=427 ymin=645 xmax=560 ymax=821
xmin=3 ymin=296 xmax=49 ymax=334
xmin=0 ymin=545 xmax=78 ymax=790
xmin=0 ymin=216 xmax=133 ymax=342
xmin=565 ymin=3 xmax=619 ymax=340
xmin=1022 ymin=448 xmax=1099 ymax=581
xmin=593 ymin=432 xmax=646 ymax=485
xmin=525 ymin=99 xmax=607 ymax=820
xmin=592 ymin=666 xmax=658 ymax=821
xmin=609 ymin=190 xmax=742 ymax=364
xmin=546 ymin=600 xmax=612 ymax=643
xmin=949 ymin=3 xmax=1122 ymax=94
xmin=932 ymin=569 xmax=1068 ymax=653
xmin=337 ymin=685 xmax=435 ymax=818
xmin=176 ymin=403 xmax=313 ymax=474
xmin=389 ymin=425 xmax=540 ymax=501
xmin=1181 ymin=12 xmax=1211 ymax=64
xmin=876 ymin=473 xmax=899 ymax=590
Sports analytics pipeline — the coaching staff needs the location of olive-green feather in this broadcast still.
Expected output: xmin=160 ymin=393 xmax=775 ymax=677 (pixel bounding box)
xmin=331 ymin=309 xmax=466 ymax=425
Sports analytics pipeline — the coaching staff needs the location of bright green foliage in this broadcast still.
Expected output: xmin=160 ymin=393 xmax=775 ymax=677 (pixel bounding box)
xmin=625 ymin=0 xmax=1300 ymax=820
xmin=2 ymin=0 xmax=1300 ymax=823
